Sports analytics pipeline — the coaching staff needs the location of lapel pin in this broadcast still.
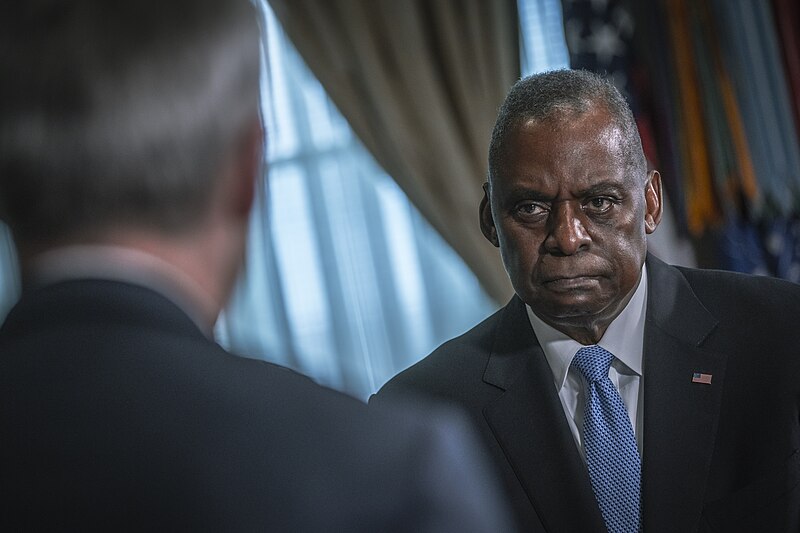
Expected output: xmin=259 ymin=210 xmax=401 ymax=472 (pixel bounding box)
xmin=692 ymin=372 xmax=712 ymax=385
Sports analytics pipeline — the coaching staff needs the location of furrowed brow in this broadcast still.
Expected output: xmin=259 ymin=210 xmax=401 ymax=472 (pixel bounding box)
xmin=576 ymin=181 xmax=626 ymax=198
xmin=502 ymin=185 xmax=554 ymax=202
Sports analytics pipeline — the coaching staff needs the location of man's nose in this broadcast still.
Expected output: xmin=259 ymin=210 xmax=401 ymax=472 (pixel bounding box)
xmin=543 ymin=201 xmax=591 ymax=255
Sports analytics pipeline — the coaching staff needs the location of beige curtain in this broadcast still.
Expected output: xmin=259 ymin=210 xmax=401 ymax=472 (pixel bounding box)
xmin=268 ymin=0 xmax=519 ymax=304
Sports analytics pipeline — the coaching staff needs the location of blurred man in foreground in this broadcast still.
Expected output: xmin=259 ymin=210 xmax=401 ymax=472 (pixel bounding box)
xmin=0 ymin=1 xmax=511 ymax=530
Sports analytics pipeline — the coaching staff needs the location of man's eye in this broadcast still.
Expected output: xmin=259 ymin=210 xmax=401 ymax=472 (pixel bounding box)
xmin=584 ymin=197 xmax=614 ymax=212
xmin=516 ymin=202 xmax=549 ymax=217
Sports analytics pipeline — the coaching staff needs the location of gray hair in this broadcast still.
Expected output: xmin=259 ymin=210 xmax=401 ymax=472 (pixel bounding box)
xmin=0 ymin=0 xmax=261 ymax=245
xmin=487 ymin=69 xmax=646 ymax=183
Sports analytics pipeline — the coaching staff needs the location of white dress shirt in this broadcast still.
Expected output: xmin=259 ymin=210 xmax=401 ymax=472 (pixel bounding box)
xmin=527 ymin=265 xmax=648 ymax=459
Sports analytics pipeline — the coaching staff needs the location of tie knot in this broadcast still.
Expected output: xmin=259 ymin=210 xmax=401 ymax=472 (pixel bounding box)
xmin=571 ymin=345 xmax=614 ymax=383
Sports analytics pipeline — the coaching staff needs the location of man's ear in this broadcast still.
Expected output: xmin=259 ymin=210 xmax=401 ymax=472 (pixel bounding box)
xmin=479 ymin=182 xmax=499 ymax=247
xmin=644 ymin=170 xmax=663 ymax=234
xmin=228 ymin=117 xmax=264 ymax=220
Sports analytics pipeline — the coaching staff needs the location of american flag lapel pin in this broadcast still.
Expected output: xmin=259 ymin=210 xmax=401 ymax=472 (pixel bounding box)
xmin=692 ymin=372 xmax=712 ymax=385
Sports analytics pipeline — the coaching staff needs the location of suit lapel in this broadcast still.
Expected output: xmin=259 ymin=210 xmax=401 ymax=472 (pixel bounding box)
xmin=482 ymin=297 xmax=606 ymax=532
xmin=641 ymin=255 xmax=727 ymax=532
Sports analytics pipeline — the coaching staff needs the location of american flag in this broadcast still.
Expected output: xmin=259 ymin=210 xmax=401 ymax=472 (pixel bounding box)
xmin=692 ymin=372 xmax=712 ymax=385
xmin=561 ymin=0 xmax=636 ymax=104
xmin=560 ymin=0 xmax=661 ymax=178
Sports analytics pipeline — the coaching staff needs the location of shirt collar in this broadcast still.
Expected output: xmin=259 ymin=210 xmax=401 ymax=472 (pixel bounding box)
xmin=527 ymin=264 xmax=648 ymax=390
xmin=26 ymin=244 xmax=219 ymax=338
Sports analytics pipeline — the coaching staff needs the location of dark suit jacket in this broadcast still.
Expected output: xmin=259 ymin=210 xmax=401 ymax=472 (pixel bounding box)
xmin=374 ymin=255 xmax=800 ymax=532
xmin=0 ymin=279 xmax=512 ymax=532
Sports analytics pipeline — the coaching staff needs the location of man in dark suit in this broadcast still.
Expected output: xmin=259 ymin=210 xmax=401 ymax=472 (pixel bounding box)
xmin=0 ymin=1 xmax=512 ymax=531
xmin=374 ymin=70 xmax=800 ymax=532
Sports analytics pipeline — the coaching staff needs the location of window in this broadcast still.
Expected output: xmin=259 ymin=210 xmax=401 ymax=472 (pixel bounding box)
xmin=216 ymin=2 xmax=497 ymax=399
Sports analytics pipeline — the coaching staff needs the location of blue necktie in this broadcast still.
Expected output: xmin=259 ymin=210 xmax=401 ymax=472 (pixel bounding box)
xmin=571 ymin=345 xmax=641 ymax=533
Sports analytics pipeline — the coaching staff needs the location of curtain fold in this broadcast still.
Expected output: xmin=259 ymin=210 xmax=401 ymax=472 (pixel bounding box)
xmin=267 ymin=0 xmax=519 ymax=303
xmin=0 ymin=223 xmax=20 ymax=322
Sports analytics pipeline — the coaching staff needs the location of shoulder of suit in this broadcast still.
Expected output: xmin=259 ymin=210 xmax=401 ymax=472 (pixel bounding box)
xmin=672 ymin=264 xmax=800 ymax=322
xmin=675 ymin=264 xmax=800 ymax=298
xmin=373 ymin=304 xmax=509 ymax=402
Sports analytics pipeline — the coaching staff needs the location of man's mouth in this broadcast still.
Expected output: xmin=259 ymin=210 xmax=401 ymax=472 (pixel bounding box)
xmin=541 ymin=275 xmax=601 ymax=291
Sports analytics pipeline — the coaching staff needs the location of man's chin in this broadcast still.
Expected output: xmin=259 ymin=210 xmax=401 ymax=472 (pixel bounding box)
xmin=527 ymin=292 xmax=613 ymax=322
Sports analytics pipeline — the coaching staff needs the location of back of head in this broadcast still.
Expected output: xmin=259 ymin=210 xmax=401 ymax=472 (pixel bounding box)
xmin=0 ymin=0 xmax=260 ymax=250
xmin=488 ymin=69 xmax=646 ymax=182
